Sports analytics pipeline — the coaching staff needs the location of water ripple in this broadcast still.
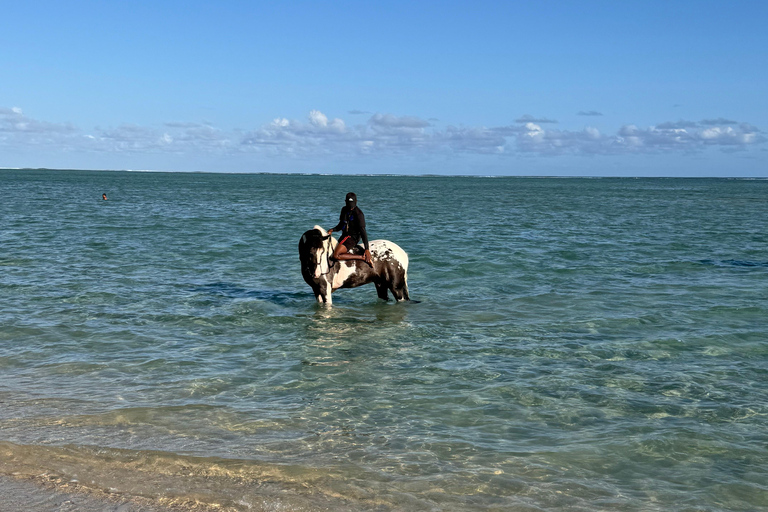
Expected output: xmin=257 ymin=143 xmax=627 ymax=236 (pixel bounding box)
xmin=1 ymin=171 xmax=767 ymax=511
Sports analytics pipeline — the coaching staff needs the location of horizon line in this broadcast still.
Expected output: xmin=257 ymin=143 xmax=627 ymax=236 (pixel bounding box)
xmin=1 ymin=167 xmax=766 ymax=179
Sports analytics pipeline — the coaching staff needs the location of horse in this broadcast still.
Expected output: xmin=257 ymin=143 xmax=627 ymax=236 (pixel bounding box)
xmin=298 ymin=226 xmax=410 ymax=305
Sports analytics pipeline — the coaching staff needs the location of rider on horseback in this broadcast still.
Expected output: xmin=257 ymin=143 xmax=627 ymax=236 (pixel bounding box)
xmin=328 ymin=192 xmax=373 ymax=266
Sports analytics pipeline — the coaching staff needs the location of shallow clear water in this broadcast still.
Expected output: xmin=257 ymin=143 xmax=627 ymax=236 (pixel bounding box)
xmin=1 ymin=170 xmax=767 ymax=511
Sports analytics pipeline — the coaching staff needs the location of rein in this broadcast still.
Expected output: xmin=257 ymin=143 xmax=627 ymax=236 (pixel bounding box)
xmin=316 ymin=233 xmax=335 ymax=276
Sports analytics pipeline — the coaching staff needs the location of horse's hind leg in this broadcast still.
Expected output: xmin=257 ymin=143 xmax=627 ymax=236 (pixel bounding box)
xmin=391 ymin=286 xmax=408 ymax=301
xmin=401 ymin=283 xmax=410 ymax=301
xmin=375 ymin=281 xmax=390 ymax=301
xmin=389 ymin=277 xmax=410 ymax=302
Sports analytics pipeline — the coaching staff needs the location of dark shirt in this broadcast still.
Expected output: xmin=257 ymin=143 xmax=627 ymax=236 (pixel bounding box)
xmin=332 ymin=205 xmax=369 ymax=251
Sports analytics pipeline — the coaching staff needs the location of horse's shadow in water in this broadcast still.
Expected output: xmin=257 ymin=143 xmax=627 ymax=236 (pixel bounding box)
xmin=190 ymin=282 xmax=420 ymax=312
xmin=309 ymin=297 xmax=411 ymax=323
xmin=189 ymin=282 xmax=308 ymax=306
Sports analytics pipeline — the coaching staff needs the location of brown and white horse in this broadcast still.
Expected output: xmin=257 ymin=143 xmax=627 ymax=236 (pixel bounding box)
xmin=299 ymin=226 xmax=410 ymax=305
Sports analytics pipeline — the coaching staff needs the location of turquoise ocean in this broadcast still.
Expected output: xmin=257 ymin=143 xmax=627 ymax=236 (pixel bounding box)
xmin=1 ymin=169 xmax=767 ymax=511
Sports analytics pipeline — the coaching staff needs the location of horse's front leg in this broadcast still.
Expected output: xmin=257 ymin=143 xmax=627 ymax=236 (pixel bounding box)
xmin=315 ymin=280 xmax=333 ymax=305
xmin=323 ymin=281 xmax=333 ymax=305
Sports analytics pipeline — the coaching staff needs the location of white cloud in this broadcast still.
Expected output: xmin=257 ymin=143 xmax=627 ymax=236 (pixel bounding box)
xmin=517 ymin=124 xmax=610 ymax=155
xmin=0 ymin=107 xmax=76 ymax=135
xmin=513 ymin=120 xmax=765 ymax=156
xmin=242 ymin=111 xmax=436 ymax=155
xmin=309 ymin=110 xmax=328 ymax=127
xmin=306 ymin=110 xmax=346 ymax=132
xmin=1 ymin=106 xmax=765 ymax=162
xmin=699 ymin=126 xmax=757 ymax=145
xmin=609 ymin=121 xmax=764 ymax=152
xmin=585 ymin=127 xmax=600 ymax=139
xmin=81 ymin=121 xmax=235 ymax=154
xmin=272 ymin=118 xmax=290 ymax=128
xmin=242 ymin=110 xmax=356 ymax=156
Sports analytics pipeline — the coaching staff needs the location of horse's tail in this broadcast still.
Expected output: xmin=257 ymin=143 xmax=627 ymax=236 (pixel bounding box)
xmin=400 ymin=247 xmax=410 ymax=301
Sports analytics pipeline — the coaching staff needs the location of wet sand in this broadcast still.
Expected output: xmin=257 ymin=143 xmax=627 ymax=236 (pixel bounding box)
xmin=0 ymin=440 xmax=355 ymax=512
xmin=0 ymin=475 xmax=178 ymax=512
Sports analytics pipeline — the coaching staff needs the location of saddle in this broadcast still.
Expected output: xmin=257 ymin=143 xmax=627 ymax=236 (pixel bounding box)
xmin=330 ymin=243 xmax=364 ymax=262
xmin=347 ymin=244 xmax=365 ymax=255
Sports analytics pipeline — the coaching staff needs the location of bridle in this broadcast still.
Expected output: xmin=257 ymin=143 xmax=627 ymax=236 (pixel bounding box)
xmin=315 ymin=233 xmax=335 ymax=277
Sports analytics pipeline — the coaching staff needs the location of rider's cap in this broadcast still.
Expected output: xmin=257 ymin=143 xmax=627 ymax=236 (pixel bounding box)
xmin=345 ymin=192 xmax=357 ymax=208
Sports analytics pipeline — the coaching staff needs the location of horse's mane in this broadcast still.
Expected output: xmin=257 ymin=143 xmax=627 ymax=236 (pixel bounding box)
xmin=313 ymin=225 xmax=337 ymax=250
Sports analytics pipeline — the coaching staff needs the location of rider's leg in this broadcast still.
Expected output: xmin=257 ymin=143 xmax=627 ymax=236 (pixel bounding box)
xmin=333 ymin=241 xmax=370 ymax=265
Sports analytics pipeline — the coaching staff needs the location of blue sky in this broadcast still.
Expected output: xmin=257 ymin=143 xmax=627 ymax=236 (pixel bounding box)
xmin=1 ymin=1 xmax=766 ymax=175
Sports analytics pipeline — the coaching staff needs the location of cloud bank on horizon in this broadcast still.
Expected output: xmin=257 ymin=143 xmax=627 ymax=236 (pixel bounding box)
xmin=2 ymin=106 xmax=764 ymax=164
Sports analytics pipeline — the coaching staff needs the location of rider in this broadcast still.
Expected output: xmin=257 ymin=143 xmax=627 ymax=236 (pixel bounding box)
xmin=328 ymin=192 xmax=372 ymax=266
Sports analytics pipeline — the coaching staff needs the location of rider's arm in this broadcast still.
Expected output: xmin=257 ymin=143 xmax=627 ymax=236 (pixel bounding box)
xmin=358 ymin=210 xmax=369 ymax=252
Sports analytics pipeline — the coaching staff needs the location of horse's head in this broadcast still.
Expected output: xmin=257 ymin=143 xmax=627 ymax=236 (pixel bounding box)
xmin=299 ymin=226 xmax=335 ymax=280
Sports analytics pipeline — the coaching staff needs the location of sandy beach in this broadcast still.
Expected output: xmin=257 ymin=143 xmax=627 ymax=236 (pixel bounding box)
xmin=0 ymin=476 xmax=160 ymax=512
xmin=0 ymin=475 xmax=180 ymax=512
